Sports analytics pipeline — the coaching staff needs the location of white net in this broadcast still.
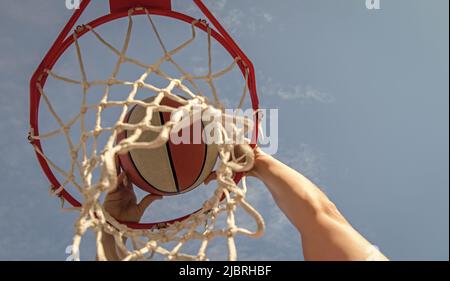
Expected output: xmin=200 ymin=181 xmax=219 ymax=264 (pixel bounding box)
xmin=30 ymin=7 xmax=264 ymax=260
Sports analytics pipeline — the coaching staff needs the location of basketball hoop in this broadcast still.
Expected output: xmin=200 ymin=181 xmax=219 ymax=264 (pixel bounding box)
xmin=29 ymin=0 xmax=264 ymax=261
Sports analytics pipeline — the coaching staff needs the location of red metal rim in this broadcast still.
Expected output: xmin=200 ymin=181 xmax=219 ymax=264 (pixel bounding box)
xmin=30 ymin=7 xmax=259 ymax=229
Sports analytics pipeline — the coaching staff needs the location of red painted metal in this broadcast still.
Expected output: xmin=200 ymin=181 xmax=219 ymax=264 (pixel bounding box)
xmin=29 ymin=0 xmax=259 ymax=229
xmin=109 ymin=0 xmax=171 ymax=13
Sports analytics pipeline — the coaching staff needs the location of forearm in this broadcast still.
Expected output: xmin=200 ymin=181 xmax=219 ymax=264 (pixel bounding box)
xmin=97 ymin=231 xmax=122 ymax=261
xmin=253 ymin=153 xmax=336 ymax=231
xmin=252 ymin=153 xmax=387 ymax=261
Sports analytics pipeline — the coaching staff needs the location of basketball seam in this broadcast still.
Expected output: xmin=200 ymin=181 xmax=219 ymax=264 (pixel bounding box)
xmin=188 ymin=120 xmax=209 ymax=189
xmin=160 ymin=111 xmax=180 ymax=193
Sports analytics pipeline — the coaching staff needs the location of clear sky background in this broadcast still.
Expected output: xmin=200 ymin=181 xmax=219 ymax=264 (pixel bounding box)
xmin=0 ymin=0 xmax=448 ymax=260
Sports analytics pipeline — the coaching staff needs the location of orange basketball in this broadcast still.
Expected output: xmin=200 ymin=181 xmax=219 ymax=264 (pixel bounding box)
xmin=117 ymin=97 xmax=218 ymax=196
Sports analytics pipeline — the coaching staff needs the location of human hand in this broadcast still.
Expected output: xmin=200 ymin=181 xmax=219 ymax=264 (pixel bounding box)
xmin=103 ymin=172 xmax=162 ymax=223
xmin=204 ymin=145 xmax=268 ymax=184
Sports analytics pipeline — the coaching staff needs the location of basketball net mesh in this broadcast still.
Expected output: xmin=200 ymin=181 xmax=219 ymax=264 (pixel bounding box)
xmin=30 ymin=8 xmax=264 ymax=261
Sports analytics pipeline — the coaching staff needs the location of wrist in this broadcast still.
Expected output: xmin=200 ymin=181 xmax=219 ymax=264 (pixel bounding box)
xmin=251 ymin=148 xmax=273 ymax=178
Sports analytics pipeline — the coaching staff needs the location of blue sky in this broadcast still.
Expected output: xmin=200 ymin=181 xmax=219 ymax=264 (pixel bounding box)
xmin=0 ymin=0 xmax=448 ymax=260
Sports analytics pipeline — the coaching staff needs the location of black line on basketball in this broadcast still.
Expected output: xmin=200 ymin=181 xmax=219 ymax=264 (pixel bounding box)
xmin=160 ymin=111 xmax=180 ymax=192
xmin=190 ymin=120 xmax=208 ymax=187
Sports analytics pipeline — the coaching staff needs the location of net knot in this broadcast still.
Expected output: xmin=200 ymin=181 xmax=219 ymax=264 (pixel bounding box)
xmin=107 ymin=78 xmax=116 ymax=86
xmin=227 ymin=228 xmax=238 ymax=237
xmin=80 ymin=106 xmax=88 ymax=114
xmin=62 ymin=126 xmax=70 ymax=134
xmin=136 ymin=81 xmax=145 ymax=88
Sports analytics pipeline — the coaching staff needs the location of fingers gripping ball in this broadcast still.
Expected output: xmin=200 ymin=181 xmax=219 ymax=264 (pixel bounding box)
xmin=117 ymin=97 xmax=218 ymax=196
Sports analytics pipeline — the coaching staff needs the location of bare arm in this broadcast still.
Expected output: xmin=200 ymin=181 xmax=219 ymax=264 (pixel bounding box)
xmin=251 ymin=149 xmax=388 ymax=261
xmin=100 ymin=149 xmax=388 ymax=261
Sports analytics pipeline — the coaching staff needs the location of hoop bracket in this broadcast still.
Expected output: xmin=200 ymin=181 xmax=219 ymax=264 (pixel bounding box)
xmin=109 ymin=0 xmax=172 ymax=13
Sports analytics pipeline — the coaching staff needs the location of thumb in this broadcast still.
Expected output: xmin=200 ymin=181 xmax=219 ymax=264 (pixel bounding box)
xmin=137 ymin=194 xmax=163 ymax=215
